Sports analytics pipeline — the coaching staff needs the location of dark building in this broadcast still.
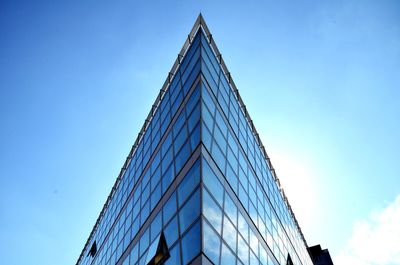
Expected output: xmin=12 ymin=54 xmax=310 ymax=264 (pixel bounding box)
xmin=307 ymin=245 xmax=334 ymax=265
xmin=77 ymin=15 xmax=327 ymax=265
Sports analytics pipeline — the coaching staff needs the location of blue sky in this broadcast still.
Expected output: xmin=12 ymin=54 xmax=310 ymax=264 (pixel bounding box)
xmin=0 ymin=1 xmax=399 ymax=264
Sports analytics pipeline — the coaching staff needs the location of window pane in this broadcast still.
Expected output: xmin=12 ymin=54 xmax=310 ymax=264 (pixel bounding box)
xmin=150 ymin=182 xmax=161 ymax=210
xmin=202 ymin=84 xmax=215 ymax=114
xmin=238 ymin=234 xmax=249 ymax=265
xmin=162 ymin=146 xmax=173 ymax=174
xmin=139 ymin=227 xmax=149 ymax=257
xmin=162 ymin=163 xmax=174 ymax=193
xmin=222 ymin=215 xmax=237 ymax=252
xmin=181 ymin=220 xmax=201 ymax=264
xmin=202 ymin=121 xmax=212 ymax=151
xmin=203 ymin=220 xmax=221 ymax=265
xmin=174 ymin=126 xmax=188 ymax=152
xmin=186 ymin=83 xmax=200 ymax=114
xmin=212 ymin=142 xmax=226 ymax=173
xmin=189 ymin=122 xmax=200 ymax=150
xmin=129 ymin=243 xmax=139 ymax=264
xmin=150 ymin=211 xmax=162 ymax=242
xmin=226 ymin=163 xmax=238 ymax=194
xmin=214 ymin=124 xmax=227 ymax=153
xmin=221 ymin=242 xmax=236 ymax=265
xmin=131 ymin=216 xmax=140 ymax=239
xmin=173 ymin=109 xmax=186 ymax=136
xmin=202 ymin=158 xmax=224 ymax=206
xmin=141 ymin=199 xmax=150 ymax=226
xmin=249 ymin=228 xmax=259 ymax=256
xmin=224 ymin=193 xmax=237 ymax=226
xmin=250 ymin=250 xmax=258 ymax=265
xmin=164 ymin=242 xmax=181 ymax=265
xmin=188 ymin=103 xmax=200 ymax=132
xmin=238 ymin=212 xmax=249 ymax=242
xmin=179 ymin=188 xmax=200 ymax=233
xmin=163 ymin=192 xmax=177 ymax=224
xmin=175 ymin=141 xmax=190 ymax=174
xmin=259 ymin=246 xmax=269 ymax=265
xmin=164 ymin=215 xmax=179 ymax=246
xmin=202 ymin=102 xmax=214 ymax=132
xmin=203 ymin=188 xmax=222 ymax=234
xmin=177 ymin=159 xmax=200 ymax=206
xmin=141 ymin=183 xmax=150 ymax=207
xmin=151 ymin=166 xmax=161 ymax=191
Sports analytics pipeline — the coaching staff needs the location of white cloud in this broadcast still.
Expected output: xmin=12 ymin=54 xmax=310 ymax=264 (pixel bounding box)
xmin=336 ymin=195 xmax=400 ymax=265
xmin=266 ymin=146 xmax=318 ymax=230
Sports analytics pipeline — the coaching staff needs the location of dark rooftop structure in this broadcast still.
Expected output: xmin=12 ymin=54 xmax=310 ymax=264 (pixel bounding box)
xmin=308 ymin=245 xmax=334 ymax=265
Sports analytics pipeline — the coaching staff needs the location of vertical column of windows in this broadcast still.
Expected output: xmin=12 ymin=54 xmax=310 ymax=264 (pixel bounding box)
xmin=202 ymin=157 xmax=273 ymax=265
xmin=200 ymin=76 xmax=310 ymax=264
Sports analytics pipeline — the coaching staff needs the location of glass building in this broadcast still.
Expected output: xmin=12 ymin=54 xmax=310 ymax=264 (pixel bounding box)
xmin=77 ymin=15 xmax=316 ymax=265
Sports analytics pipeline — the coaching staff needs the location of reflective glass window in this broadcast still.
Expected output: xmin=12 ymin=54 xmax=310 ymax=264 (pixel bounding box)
xmin=259 ymin=246 xmax=269 ymax=265
xmin=189 ymin=123 xmax=200 ymax=150
xmin=161 ymin=132 xmax=172 ymax=157
xmin=249 ymin=229 xmax=259 ymax=257
xmin=180 ymin=32 xmax=200 ymax=71
xmin=164 ymin=215 xmax=179 ymax=247
xmin=239 ymin=183 xmax=249 ymax=210
xmin=164 ymin=242 xmax=181 ymax=265
xmin=140 ymin=199 xmax=150 ymax=226
xmin=221 ymin=242 xmax=236 ymax=265
xmin=186 ymin=84 xmax=200 ymax=114
xmin=187 ymin=103 xmax=200 ymax=132
xmin=250 ymin=250 xmax=258 ymax=265
xmin=181 ymin=220 xmax=201 ymax=264
xmin=223 ymin=215 xmax=237 ymax=252
xmin=181 ymin=47 xmax=200 ymax=84
xmin=224 ymin=193 xmax=237 ymax=226
xmin=214 ymin=124 xmax=227 ymax=153
xmin=203 ymin=220 xmax=221 ymax=265
xmin=141 ymin=183 xmax=150 ymax=207
xmin=174 ymin=126 xmax=187 ymax=152
xmin=202 ymin=159 xmax=224 ymax=206
xmin=131 ymin=216 xmax=140 ymax=239
xmin=161 ymin=147 xmax=173 ymax=174
xmin=151 ymin=166 xmax=161 ymax=192
xmin=226 ymin=163 xmax=238 ymax=193
xmin=129 ymin=243 xmax=139 ymax=265
xmin=171 ymin=91 xmax=183 ymax=115
xmin=150 ymin=211 xmax=162 ymax=242
xmin=139 ymin=227 xmax=150 ymax=257
xmin=212 ymin=142 xmax=226 ymax=173
xmin=202 ymin=85 xmax=215 ymax=114
xmin=163 ymin=192 xmax=177 ymax=224
xmin=202 ymin=102 xmax=214 ymax=133
xmin=227 ymin=146 xmax=238 ymax=171
xmin=173 ymin=110 xmax=185 ymax=136
xmin=179 ymin=188 xmax=200 ymax=233
xmin=150 ymin=183 xmax=161 ymax=210
xmin=162 ymin=163 xmax=174 ymax=193
xmin=177 ymin=160 xmax=200 ymax=206
xmin=183 ymin=62 xmax=201 ymax=96
xmin=238 ymin=234 xmax=249 ymax=265
xmin=202 ymin=122 xmax=212 ymax=151
xmin=203 ymin=188 xmax=222 ymax=233
xmin=215 ymin=110 xmax=227 ymax=136
xmin=175 ymin=141 xmax=190 ymax=174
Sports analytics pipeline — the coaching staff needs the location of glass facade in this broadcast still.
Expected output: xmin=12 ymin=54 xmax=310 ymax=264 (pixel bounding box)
xmin=77 ymin=16 xmax=314 ymax=265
